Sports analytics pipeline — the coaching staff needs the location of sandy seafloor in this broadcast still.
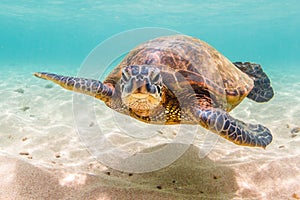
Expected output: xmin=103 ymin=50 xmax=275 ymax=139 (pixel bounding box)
xmin=0 ymin=65 xmax=300 ymax=200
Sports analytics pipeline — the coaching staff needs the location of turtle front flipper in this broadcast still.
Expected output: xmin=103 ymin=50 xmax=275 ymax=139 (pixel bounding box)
xmin=34 ymin=72 xmax=114 ymax=102
xmin=194 ymin=107 xmax=273 ymax=148
xmin=233 ymin=62 xmax=274 ymax=102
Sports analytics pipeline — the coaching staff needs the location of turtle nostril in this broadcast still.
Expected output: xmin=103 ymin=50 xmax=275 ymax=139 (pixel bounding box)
xmin=136 ymin=79 xmax=144 ymax=86
xmin=136 ymin=74 xmax=143 ymax=81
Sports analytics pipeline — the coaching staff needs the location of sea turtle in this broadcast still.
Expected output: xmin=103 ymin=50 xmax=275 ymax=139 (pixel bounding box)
xmin=34 ymin=35 xmax=274 ymax=148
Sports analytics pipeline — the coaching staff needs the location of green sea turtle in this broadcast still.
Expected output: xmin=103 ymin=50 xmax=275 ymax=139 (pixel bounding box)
xmin=34 ymin=35 xmax=274 ymax=148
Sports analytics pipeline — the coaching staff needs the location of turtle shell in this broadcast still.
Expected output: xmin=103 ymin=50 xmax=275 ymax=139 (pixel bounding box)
xmin=104 ymin=35 xmax=254 ymax=111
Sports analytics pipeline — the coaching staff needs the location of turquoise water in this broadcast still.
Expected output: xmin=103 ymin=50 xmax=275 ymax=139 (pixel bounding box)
xmin=1 ymin=1 xmax=300 ymax=69
xmin=1 ymin=0 xmax=300 ymax=163
xmin=1 ymin=2 xmax=300 ymax=198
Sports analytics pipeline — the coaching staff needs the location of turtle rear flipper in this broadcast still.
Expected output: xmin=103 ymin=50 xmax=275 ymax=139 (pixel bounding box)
xmin=194 ymin=107 xmax=273 ymax=148
xmin=233 ymin=62 xmax=274 ymax=102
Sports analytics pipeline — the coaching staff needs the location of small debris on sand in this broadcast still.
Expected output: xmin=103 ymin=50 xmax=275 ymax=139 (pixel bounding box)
xmin=19 ymin=152 xmax=30 ymax=156
xmin=213 ymin=175 xmax=219 ymax=179
xmin=291 ymin=134 xmax=298 ymax=138
xmin=291 ymin=127 xmax=300 ymax=134
xmin=21 ymin=106 xmax=30 ymax=112
xmin=291 ymin=127 xmax=300 ymax=138
xmin=55 ymin=152 xmax=61 ymax=158
xmin=14 ymin=88 xmax=24 ymax=93
xmin=22 ymin=137 xmax=28 ymax=142
xmin=45 ymin=84 xmax=53 ymax=89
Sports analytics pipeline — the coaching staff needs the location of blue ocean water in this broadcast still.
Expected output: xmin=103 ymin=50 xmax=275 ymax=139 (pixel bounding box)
xmin=0 ymin=1 xmax=300 ymax=71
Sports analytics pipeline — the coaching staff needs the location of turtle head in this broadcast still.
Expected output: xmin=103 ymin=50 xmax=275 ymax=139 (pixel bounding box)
xmin=120 ymin=65 xmax=163 ymax=116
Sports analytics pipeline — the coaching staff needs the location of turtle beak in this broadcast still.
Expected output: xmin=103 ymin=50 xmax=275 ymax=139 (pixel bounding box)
xmin=131 ymin=76 xmax=148 ymax=94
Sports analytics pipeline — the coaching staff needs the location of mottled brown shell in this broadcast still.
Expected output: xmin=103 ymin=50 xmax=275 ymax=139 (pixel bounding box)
xmin=104 ymin=35 xmax=254 ymax=111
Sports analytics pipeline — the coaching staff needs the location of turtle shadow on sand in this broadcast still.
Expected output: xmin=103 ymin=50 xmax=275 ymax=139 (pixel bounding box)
xmin=107 ymin=145 xmax=239 ymax=199
xmin=3 ymin=145 xmax=238 ymax=199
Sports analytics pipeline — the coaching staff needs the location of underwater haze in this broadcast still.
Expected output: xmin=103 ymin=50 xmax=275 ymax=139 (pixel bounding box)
xmin=0 ymin=1 xmax=300 ymax=68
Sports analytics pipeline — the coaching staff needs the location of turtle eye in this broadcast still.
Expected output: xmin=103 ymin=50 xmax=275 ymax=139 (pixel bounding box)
xmin=122 ymin=68 xmax=131 ymax=82
xmin=150 ymin=69 xmax=161 ymax=84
